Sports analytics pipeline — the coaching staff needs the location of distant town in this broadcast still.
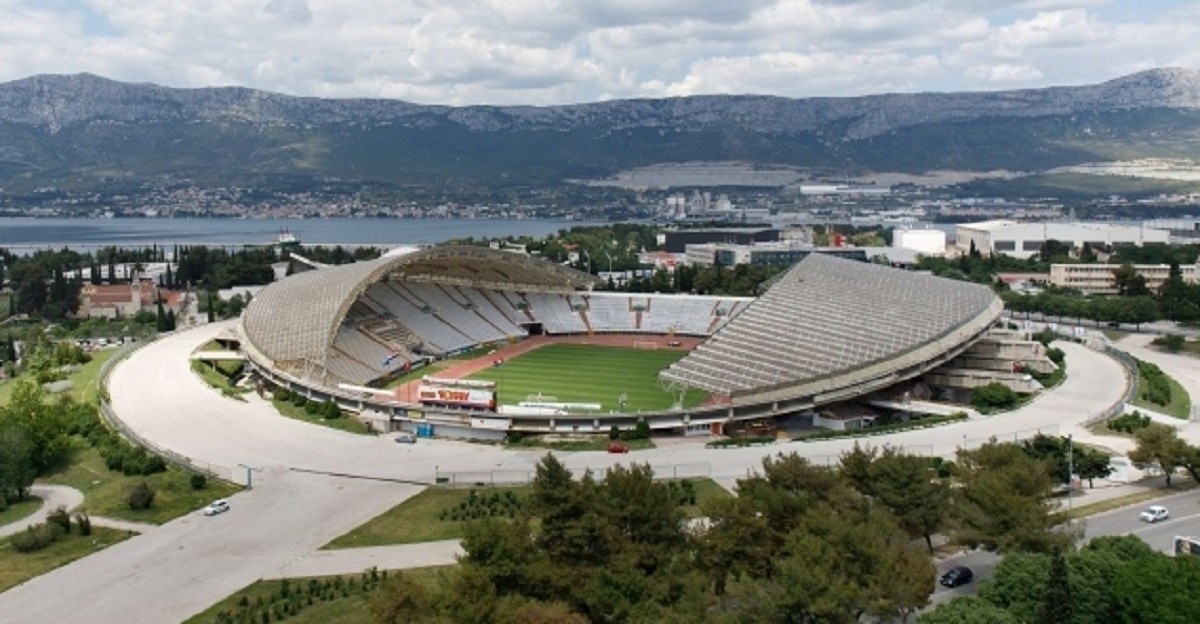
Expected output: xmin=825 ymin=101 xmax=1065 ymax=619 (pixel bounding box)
xmin=3 ymin=180 xmax=1200 ymax=224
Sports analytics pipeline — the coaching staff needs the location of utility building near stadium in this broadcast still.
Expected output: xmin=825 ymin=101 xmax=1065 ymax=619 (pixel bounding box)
xmin=239 ymin=246 xmax=1010 ymax=438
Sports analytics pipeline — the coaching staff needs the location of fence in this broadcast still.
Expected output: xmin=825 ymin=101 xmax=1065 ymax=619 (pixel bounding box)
xmin=96 ymin=336 xmax=233 ymax=481
xmin=434 ymin=462 xmax=713 ymax=486
xmin=963 ymin=424 xmax=1060 ymax=450
xmin=1087 ymin=344 xmax=1141 ymax=427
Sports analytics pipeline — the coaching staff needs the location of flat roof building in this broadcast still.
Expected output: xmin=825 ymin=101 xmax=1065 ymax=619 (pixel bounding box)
xmin=1049 ymin=263 xmax=1199 ymax=295
xmin=956 ymin=221 xmax=1169 ymax=259
xmin=685 ymin=242 xmax=867 ymax=267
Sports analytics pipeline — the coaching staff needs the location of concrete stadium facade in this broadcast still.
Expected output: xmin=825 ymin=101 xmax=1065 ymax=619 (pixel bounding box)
xmin=239 ymin=247 xmax=1002 ymax=438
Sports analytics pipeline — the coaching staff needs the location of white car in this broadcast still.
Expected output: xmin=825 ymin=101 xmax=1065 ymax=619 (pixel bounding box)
xmin=203 ymin=499 xmax=230 ymax=516
xmin=1139 ymin=505 xmax=1169 ymax=523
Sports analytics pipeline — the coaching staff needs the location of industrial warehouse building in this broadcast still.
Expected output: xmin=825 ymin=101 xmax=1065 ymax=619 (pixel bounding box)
xmin=955 ymin=221 xmax=1169 ymax=259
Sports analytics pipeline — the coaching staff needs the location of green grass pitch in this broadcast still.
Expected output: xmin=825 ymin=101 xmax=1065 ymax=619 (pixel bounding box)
xmin=466 ymin=343 xmax=708 ymax=412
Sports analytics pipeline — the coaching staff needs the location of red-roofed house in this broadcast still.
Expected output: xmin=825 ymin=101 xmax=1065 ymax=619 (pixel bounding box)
xmin=79 ymin=281 xmax=182 ymax=319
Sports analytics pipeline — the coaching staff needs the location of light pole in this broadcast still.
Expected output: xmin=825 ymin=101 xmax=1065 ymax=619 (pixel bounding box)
xmin=238 ymin=463 xmax=263 ymax=490
xmin=1066 ymin=434 xmax=1074 ymax=523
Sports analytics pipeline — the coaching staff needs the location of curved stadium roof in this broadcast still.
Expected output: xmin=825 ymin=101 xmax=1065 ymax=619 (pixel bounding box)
xmin=659 ymin=254 xmax=1002 ymax=407
xmin=241 ymin=246 xmax=598 ymax=369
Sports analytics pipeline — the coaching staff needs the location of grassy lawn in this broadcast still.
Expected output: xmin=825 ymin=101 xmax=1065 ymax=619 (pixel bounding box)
xmin=505 ymin=435 xmax=656 ymax=452
xmin=466 ymin=343 xmax=706 ymax=411
xmin=1101 ymin=329 xmax=1130 ymax=342
xmin=0 ymin=496 xmax=43 ymax=528
xmin=0 ymin=527 xmax=132 ymax=592
xmin=326 ymin=477 xmax=730 ymax=549
xmin=271 ymin=398 xmax=373 ymax=435
xmin=191 ymin=359 xmax=251 ymax=401
xmin=40 ymin=441 xmax=241 ymax=524
xmin=184 ymin=566 xmax=453 ymax=624
xmin=0 ymin=348 xmax=118 ymax=407
xmin=1132 ymin=367 xmax=1192 ymax=419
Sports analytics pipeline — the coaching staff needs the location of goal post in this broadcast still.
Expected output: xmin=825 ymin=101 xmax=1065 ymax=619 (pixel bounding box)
xmin=633 ymin=341 xmax=659 ymax=350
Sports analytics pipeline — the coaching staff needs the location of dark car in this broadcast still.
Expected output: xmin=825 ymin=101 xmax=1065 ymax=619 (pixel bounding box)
xmin=939 ymin=566 xmax=973 ymax=588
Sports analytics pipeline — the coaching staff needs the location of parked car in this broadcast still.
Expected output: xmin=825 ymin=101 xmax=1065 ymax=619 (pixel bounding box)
xmin=607 ymin=442 xmax=630 ymax=454
xmin=939 ymin=566 xmax=973 ymax=588
xmin=203 ymin=499 xmax=230 ymax=516
xmin=1140 ymin=505 xmax=1170 ymax=523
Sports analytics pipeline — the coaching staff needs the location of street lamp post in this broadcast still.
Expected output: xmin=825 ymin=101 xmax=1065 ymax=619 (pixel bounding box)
xmin=238 ymin=463 xmax=263 ymax=490
xmin=1067 ymin=434 xmax=1074 ymax=523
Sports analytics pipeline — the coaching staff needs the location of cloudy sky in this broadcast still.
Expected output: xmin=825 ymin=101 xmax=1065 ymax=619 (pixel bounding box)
xmin=1 ymin=0 xmax=1197 ymax=105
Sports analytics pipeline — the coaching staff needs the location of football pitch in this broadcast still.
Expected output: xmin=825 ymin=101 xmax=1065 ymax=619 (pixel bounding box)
xmin=466 ymin=343 xmax=708 ymax=412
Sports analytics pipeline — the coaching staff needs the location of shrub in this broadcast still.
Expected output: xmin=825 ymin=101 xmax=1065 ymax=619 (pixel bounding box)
xmin=1109 ymin=411 xmax=1152 ymax=434
xmin=1045 ymin=347 xmax=1065 ymax=366
xmin=631 ymin=419 xmax=651 ymax=440
xmin=304 ymin=400 xmax=321 ymax=415
xmin=290 ymin=394 xmax=308 ymax=408
xmin=609 ymin=425 xmax=620 ymax=440
xmin=190 ymin=473 xmax=208 ymax=490
xmin=46 ymin=505 xmax=72 ymax=534
xmin=1136 ymin=359 xmax=1174 ymax=407
xmin=1031 ymin=329 xmax=1058 ymax=346
xmin=1152 ymin=333 xmax=1186 ymax=353
xmin=127 ymin=481 xmax=156 ymax=510
xmin=274 ymin=386 xmax=291 ymax=402
xmin=971 ymin=382 xmax=1019 ymax=411
xmin=321 ymin=400 xmax=342 ymax=420
xmin=74 ymin=512 xmax=92 ymax=536
xmin=11 ymin=522 xmax=64 ymax=553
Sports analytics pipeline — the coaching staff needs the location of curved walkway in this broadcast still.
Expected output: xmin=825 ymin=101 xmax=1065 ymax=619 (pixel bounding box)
xmin=0 ymin=322 xmax=1136 ymax=623
xmin=0 ymin=485 xmax=78 ymax=538
xmin=0 ymin=484 xmax=157 ymax=538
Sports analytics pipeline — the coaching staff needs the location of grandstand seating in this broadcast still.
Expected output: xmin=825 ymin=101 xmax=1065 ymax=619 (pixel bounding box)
xmin=363 ymin=283 xmax=476 ymax=354
xmin=522 ymin=292 xmax=588 ymax=333
xmin=405 ymin=282 xmax=517 ymax=345
xmin=329 ymin=324 xmax=409 ymax=385
xmin=661 ymin=254 xmax=999 ymax=396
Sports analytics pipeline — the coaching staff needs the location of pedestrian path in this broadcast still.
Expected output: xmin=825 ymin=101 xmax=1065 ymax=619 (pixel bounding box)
xmin=0 ymin=484 xmax=158 ymax=537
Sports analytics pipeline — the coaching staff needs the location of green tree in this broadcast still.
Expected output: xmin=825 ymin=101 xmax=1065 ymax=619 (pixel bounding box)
xmin=1128 ymin=423 xmax=1189 ymax=486
xmin=0 ymin=383 xmax=71 ymax=475
xmin=953 ymin=442 xmax=1068 ymax=553
xmin=370 ymin=571 xmax=432 ymax=624
xmin=978 ymin=553 xmax=1051 ymax=622
xmin=768 ymin=503 xmax=934 ymax=623
xmin=1039 ymin=550 xmax=1072 ymax=624
xmin=919 ymin=596 xmax=1020 ymax=624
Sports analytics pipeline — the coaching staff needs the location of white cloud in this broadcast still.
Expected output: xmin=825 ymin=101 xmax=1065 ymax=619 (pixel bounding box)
xmin=0 ymin=1 xmax=1192 ymax=104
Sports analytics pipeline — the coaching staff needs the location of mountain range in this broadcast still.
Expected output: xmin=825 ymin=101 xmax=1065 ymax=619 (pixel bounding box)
xmin=0 ymin=68 xmax=1198 ymax=192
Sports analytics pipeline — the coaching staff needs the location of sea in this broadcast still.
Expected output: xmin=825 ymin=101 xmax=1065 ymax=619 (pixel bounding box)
xmin=0 ymin=217 xmax=598 ymax=254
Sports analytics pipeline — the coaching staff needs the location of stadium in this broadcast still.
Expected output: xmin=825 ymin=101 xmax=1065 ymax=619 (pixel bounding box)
xmin=238 ymin=246 xmax=1003 ymax=438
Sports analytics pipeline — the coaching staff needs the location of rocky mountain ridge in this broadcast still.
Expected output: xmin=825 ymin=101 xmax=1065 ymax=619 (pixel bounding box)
xmin=0 ymin=68 xmax=1198 ymax=192
xmin=2 ymin=68 xmax=1198 ymax=139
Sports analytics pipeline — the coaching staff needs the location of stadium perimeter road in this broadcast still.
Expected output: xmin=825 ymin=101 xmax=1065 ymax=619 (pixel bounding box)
xmin=0 ymin=324 xmax=1131 ymax=623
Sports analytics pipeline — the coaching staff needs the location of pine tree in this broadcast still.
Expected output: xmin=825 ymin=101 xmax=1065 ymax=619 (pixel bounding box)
xmin=1038 ymin=549 xmax=1072 ymax=624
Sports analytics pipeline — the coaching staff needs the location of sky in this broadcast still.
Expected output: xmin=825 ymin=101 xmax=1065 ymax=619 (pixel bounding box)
xmin=0 ymin=0 xmax=1197 ymax=105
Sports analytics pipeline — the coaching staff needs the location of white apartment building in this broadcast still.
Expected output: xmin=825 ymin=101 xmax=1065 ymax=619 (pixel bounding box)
xmin=956 ymin=221 xmax=1169 ymax=259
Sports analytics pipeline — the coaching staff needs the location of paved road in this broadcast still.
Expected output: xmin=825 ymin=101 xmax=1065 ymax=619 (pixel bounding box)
xmin=927 ymin=485 xmax=1200 ymax=610
xmin=0 ymin=321 xmax=1142 ymax=623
